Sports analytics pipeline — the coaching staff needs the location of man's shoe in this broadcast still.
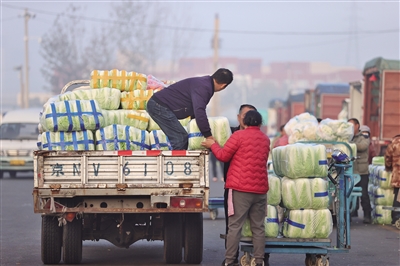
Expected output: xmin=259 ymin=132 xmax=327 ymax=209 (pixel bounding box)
xmin=363 ymin=216 xmax=372 ymax=224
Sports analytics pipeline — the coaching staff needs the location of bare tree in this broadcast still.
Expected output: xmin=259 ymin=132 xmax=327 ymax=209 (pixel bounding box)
xmin=40 ymin=5 xmax=88 ymax=93
xmin=40 ymin=2 xmax=195 ymax=93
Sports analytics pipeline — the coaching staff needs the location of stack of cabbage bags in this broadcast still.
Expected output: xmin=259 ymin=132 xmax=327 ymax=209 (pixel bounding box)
xmin=284 ymin=112 xmax=354 ymax=144
xmin=369 ymin=157 xmax=393 ymax=224
xmin=95 ymin=124 xmax=150 ymax=151
xmin=272 ymin=143 xmax=332 ymax=238
xmin=241 ymin=205 xmax=280 ymax=238
xmin=187 ymin=117 xmax=231 ymax=150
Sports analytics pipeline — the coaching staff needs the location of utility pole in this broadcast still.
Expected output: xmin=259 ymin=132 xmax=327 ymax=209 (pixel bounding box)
xmin=14 ymin=66 xmax=24 ymax=107
xmin=23 ymin=9 xmax=34 ymax=108
xmin=211 ymin=14 xmax=220 ymax=117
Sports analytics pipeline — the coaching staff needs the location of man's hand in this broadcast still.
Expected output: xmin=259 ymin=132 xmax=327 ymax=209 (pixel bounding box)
xmin=201 ymin=137 xmax=216 ymax=149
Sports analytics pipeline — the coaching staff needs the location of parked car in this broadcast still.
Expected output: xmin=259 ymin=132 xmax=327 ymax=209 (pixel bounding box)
xmin=0 ymin=108 xmax=42 ymax=178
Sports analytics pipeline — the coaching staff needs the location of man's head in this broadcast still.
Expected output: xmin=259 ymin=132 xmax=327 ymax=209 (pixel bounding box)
xmin=212 ymin=68 xmax=233 ymax=92
xmin=237 ymin=104 xmax=257 ymax=130
xmin=348 ymin=118 xmax=360 ymax=135
xmin=360 ymin=125 xmax=371 ymax=137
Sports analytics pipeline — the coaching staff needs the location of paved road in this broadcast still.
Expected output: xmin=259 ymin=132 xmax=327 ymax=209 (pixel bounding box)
xmin=0 ymin=174 xmax=399 ymax=265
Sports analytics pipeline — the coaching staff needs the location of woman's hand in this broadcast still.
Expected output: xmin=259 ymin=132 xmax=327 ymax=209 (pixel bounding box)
xmin=201 ymin=138 xmax=216 ymax=149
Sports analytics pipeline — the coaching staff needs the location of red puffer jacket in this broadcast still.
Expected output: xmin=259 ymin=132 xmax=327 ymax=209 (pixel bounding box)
xmin=210 ymin=126 xmax=270 ymax=194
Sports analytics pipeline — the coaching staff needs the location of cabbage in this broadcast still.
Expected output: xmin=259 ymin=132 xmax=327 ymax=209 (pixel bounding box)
xmin=102 ymin=110 xmax=149 ymax=130
xmin=284 ymin=112 xmax=318 ymax=136
xmin=368 ymin=184 xmax=375 ymax=207
xmin=149 ymin=130 xmax=172 ymax=150
xmin=40 ymin=130 xmax=95 ymax=151
xmin=267 ymin=174 xmax=282 ymax=206
xmin=282 ymin=177 xmax=312 ymax=209
xmin=120 ymin=90 xmax=155 ymax=110
xmin=316 ymin=124 xmax=335 ymax=141
xmin=241 ymin=205 xmax=279 ymax=238
xmin=56 ymin=87 xmax=121 ymax=110
xmin=372 ymin=156 xmax=385 ymax=166
xmin=373 ymin=187 xmax=394 ymax=206
xmin=311 ymin=178 xmax=330 ymax=209
xmin=95 ymin=124 xmax=150 ymax=151
xmin=332 ymin=143 xmax=357 ymax=158
xmin=147 ymin=116 xmax=191 ymax=131
xmin=281 ymin=177 xmax=328 ymax=209
xmin=283 ymin=209 xmax=332 ymax=238
xmin=272 ymin=143 xmax=328 ymax=178
xmin=373 ymin=205 xmax=392 ymax=225
xmin=377 ymin=167 xmax=393 ymax=189
xmin=41 ymin=100 xmax=105 ymax=132
xmin=90 ymin=69 xmax=147 ymax=91
xmin=317 ymin=119 xmax=354 ymax=142
xmin=187 ymin=117 xmax=231 ymax=150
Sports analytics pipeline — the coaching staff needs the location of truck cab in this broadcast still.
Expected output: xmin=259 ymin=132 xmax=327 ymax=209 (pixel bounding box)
xmin=0 ymin=108 xmax=42 ymax=178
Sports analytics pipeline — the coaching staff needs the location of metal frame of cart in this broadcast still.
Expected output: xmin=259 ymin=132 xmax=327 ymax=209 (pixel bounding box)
xmin=239 ymin=142 xmax=356 ymax=266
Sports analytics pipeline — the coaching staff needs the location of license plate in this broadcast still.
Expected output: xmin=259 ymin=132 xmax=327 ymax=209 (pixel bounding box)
xmin=10 ymin=160 xmax=25 ymax=166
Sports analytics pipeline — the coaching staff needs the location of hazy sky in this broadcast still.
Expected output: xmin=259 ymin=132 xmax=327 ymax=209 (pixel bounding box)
xmin=1 ymin=1 xmax=399 ymax=107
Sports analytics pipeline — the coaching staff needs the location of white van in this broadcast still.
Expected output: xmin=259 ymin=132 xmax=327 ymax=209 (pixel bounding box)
xmin=0 ymin=108 xmax=42 ymax=178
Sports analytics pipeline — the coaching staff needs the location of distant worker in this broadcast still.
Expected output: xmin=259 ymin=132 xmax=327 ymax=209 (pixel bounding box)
xmin=146 ymin=68 xmax=233 ymax=150
xmin=360 ymin=125 xmax=377 ymax=164
xmin=273 ymin=124 xmax=289 ymax=149
xmin=348 ymin=118 xmax=372 ymax=224
xmin=384 ymin=134 xmax=400 ymax=225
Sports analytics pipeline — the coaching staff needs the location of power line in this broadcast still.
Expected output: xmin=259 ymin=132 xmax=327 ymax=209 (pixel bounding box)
xmin=2 ymin=3 xmax=399 ymax=36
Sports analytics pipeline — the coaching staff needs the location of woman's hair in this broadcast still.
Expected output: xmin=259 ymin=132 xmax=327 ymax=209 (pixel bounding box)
xmin=243 ymin=110 xmax=262 ymax=127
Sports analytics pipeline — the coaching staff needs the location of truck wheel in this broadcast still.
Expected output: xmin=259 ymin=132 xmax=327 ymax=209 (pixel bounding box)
xmin=62 ymin=217 xmax=82 ymax=264
xmin=164 ymin=214 xmax=183 ymax=264
xmin=41 ymin=216 xmax=62 ymax=264
xmin=184 ymin=213 xmax=203 ymax=264
xmin=9 ymin=171 xmax=16 ymax=178
xmin=0 ymin=171 xmax=3 ymax=179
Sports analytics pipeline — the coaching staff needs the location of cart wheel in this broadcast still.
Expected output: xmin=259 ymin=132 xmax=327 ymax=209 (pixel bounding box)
xmin=305 ymin=254 xmax=313 ymax=266
xmin=250 ymin=257 xmax=264 ymax=266
xmin=395 ymin=219 xmax=400 ymax=230
xmin=210 ymin=209 xmax=218 ymax=220
xmin=315 ymin=256 xmax=329 ymax=266
xmin=240 ymin=253 xmax=251 ymax=266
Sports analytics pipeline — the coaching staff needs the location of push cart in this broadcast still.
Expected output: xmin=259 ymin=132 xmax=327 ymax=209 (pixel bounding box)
xmin=239 ymin=148 xmax=356 ymax=266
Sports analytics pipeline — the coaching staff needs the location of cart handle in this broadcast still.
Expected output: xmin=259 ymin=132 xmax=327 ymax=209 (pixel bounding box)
xmin=61 ymin=80 xmax=90 ymax=94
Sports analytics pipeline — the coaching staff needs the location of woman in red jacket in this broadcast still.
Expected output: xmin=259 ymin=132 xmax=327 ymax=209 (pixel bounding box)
xmin=202 ymin=110 xmax=270 ymax=266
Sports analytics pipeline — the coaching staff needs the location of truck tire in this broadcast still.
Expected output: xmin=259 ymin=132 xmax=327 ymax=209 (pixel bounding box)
xmin=62 ymin=217 xmax=82 ymax=264
xmin=164 ymin=214 xmax=183 ymax=264
xmin=184 ymin=213 xmax=203 ymax=264
xmin=41 ymin=216 xmax=62 ymax=264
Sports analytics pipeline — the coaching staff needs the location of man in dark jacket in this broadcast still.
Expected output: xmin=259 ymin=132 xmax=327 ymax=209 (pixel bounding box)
xmin=348 ymin=118 xmax=372 ymax=224
xmin=146 ymin=68 xmax=233 ymax=150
